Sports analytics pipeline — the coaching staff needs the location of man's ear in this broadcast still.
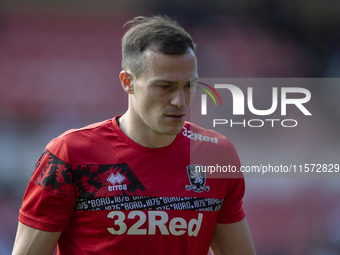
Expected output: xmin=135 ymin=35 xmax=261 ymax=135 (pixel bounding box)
xmin=119 ymin=71 xmax=134 ymax=94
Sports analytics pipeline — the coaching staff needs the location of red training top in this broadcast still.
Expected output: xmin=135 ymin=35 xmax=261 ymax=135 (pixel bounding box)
xmin=19 ymin=116 xmax=245 ymax=255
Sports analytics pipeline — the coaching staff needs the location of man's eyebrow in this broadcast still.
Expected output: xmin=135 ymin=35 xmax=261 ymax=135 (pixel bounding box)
xmin=151 ymin=77 xmax=199 ymax=84
xmin=151 ymin=79 xmax=177 ymax=84
xmin=190 ymin=77 xmax=199 ymax=83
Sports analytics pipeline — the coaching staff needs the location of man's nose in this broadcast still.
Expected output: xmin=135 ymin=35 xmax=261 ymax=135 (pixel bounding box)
xmin=170 ymin=89 xmax=186 ymax=109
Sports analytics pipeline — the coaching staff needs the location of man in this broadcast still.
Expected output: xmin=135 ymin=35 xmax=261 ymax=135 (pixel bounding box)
xmin=12 ymin=16 xmax=256 ymax=255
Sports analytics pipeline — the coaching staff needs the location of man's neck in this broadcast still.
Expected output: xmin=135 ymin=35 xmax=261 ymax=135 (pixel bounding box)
xmin=118 ymin=112 xmax=177 ymax=148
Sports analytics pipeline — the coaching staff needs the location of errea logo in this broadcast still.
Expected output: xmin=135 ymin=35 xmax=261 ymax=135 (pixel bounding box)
xmin=107 ymin=173 xmax=125 ymax=185
xmin=107 ymin=173 xmax=127 ymax=191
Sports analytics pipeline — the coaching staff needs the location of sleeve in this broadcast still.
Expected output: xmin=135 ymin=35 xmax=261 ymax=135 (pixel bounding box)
xmin=216 ymin=140 xmax=246 ymax=224
xmin=19 ymin=140 xmax=76 ymax=232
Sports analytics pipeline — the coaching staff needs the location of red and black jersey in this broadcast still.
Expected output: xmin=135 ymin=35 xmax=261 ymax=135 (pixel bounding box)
xmin=19 ymin=116 xmax=245 ymax=255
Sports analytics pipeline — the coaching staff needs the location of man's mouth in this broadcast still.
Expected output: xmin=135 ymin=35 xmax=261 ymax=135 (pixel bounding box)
xmin=165 ymin=113 xmax=186 ymax=120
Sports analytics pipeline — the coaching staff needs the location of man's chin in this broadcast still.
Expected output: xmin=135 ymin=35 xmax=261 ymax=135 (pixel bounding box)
xmin=161 ymin=124 xmax=185 ymax=136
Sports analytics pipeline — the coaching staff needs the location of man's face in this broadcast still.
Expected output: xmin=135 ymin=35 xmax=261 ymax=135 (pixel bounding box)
xmin=129 ymin=48 xmax=198 ymax=138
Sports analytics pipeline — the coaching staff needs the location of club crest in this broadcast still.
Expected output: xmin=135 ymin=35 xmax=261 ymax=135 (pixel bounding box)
xmin=185 ymin=164 xmax=210 ymax=193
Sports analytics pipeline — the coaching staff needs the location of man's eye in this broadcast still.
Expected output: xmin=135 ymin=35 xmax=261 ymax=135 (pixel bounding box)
xmin=158 ymin=85 xmax=171 ymax=89
xmin=186 ymin=83 xmax=196 ymax=88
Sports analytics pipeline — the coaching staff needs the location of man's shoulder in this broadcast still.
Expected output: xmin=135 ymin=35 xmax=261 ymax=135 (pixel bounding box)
xmin=182 ymin=121 xmax=232 ymax=147
xmin=56 ymin=118 xmax=114 ymax=141
xmin=45 ymin=118 xmax=119 ymax=157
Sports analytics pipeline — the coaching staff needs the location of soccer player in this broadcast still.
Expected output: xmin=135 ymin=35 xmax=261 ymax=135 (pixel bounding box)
xmin=12 ymin=16 xmax=256 ymax=255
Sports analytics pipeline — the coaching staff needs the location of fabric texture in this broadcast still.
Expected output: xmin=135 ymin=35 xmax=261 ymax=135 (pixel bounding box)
xmin=19 ymin=116 xmax=245 ymax=255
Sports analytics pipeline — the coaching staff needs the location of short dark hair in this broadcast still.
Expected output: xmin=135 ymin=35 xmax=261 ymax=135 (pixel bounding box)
xmin=121 ymin=15 xmax=196 ymax=77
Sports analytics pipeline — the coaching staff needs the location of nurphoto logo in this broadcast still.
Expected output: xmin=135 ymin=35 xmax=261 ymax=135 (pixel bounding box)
xmin=197 ymin=82 xmax=223 ymax=115
xmin=197 ymin=80 xmax=312 ymax=128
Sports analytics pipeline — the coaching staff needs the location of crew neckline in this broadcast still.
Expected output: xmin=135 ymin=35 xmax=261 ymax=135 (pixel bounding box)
xmin=111 ymin=115 xmax=185 ymax=154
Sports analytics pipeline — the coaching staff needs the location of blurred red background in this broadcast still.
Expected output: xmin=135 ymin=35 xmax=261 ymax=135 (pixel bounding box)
xmin=1 ymin=1 xmax=339 ymax=254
